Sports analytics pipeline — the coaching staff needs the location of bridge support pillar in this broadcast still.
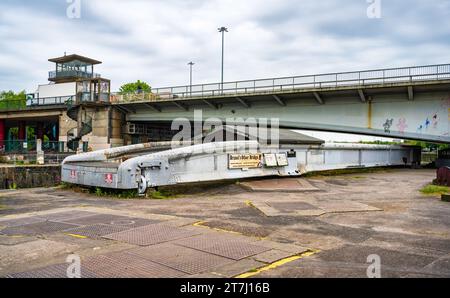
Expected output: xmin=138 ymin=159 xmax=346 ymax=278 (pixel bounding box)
xmin=36 ymin=122 xmax=44 ymax=141
xmin=18 ymin=121 xmax=26 ymax=141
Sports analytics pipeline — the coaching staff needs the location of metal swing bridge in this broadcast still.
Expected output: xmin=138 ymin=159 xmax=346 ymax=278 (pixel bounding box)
xmin=61 ymin=140 xmax=421 ymax=195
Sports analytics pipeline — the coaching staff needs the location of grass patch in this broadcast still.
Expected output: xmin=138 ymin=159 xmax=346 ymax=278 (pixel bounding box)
xmin=420 ymin=184 xmax=450 ymax=195
xmin=147 ymin=188 xmax=179 ymax=200
xmin=91 ymin=187 xmax=139 ymax=199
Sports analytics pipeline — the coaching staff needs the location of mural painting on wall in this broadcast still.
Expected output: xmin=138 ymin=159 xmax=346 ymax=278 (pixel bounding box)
xmin=417 ymin=114 xmax=438 ymax=134
xmin=397 ymin=117 xmax=408 ymax=134
xmin=382 ymin=96 xmax=449 ymax=136
xmin=383 ymin=119 xmax=393 ymax=133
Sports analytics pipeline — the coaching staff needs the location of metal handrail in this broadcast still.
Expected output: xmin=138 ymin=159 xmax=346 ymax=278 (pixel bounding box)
xmin=112 ymin=63 xmax=450 ymax=101
xmin=49 ymin=70 xmax=101 ymax=79
xmin=0 ymin=95 xmax=75 ymax=111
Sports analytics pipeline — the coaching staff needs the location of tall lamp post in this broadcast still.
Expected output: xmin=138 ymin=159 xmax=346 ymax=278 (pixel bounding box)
xmin=218 ymin=26 xmax=228 ymax=93
xmin=188 ymin=61 xmax=194 ymax=96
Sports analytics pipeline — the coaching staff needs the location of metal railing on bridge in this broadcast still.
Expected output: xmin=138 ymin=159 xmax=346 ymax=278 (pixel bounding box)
xmin=112 ymin=63 xmax=450 ymax=102
xmin=0 ymin=96 xmax=74 ymax=111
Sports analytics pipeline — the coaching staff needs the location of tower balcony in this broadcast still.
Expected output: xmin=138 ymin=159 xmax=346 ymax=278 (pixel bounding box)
xmin=49 ymin=70 xmax=101 ymax=82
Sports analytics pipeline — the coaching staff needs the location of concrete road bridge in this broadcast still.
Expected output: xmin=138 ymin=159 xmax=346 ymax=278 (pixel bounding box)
xmin=113 ymin=64 xmax=450 ymax=143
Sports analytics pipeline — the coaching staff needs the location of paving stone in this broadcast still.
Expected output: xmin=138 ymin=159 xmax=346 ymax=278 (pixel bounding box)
xmin=253 ymin=239 xmax=310 ymax=254
xmin=240 ymin=178 xmax=319 ymax=192
xmin=82 ymin=251 xmax=186 ymax=278
xmin=212 ymin=258 xmax=265 ymax=277
xmin=252 ymin=249 xmax=296 ymax=264
xmin=0 ymin=221 xmax=78 ymax=236
xmin=128 ymin=243 xmax=234 ymax=275
xmin=174 ymin=234 xmax=270 ymax=260
xmin=0 ymin=216 xmax=46 ymax=228
xmin=63 ymin=224 xmax=131 ymax=239
xmin=39 ymin=210 xmax=98 ymax=222
xmin=60 ymin=214 xmax=136 ymax=226
xmin=6 ymin=263 xmax=97 ymax=278
xmin=103 ymin=223 xmax=200 ymax=246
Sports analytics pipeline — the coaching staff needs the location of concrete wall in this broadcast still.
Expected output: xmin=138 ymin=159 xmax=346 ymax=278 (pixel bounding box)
xmin=80 ymin=107 xmax=124 ymax=151
xmin=0 ymin=165 xmax=61 ymax=189
xmin=38 ymin=82 xmax=76 ymax=98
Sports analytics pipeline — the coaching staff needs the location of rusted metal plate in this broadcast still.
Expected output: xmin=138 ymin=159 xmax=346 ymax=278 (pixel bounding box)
xmin=1 ymin=221 xmax=78 ymax=236
xmin=6 ymin=263 xmax=97 ymax=278
xmin=103 ymin=223 xmax=200 ymax=246
xmin=128 ymin=243 xmax=234 ymax=274
xmin=175 ymin=234 xmax=271 ymax=260
xmin=82 ymin=251 xmax=186 ymax=278
xmin=40 ymin=211 xmax=98 ymax=222
xmin=63 ymin=224 xmax=131 ymax=239
xmin=0 ymin=216 xmax=47 ymax=228
xmin=60 ymin=214 xmax=134 ymax=226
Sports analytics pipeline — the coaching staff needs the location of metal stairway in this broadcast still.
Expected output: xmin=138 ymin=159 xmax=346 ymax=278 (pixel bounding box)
xmin=67 ymin=101 xmax=92 ymax=151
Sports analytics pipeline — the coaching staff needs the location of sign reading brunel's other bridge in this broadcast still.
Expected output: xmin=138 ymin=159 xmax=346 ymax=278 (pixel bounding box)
xmin=228 ymin=154 xmax=262 ymax=169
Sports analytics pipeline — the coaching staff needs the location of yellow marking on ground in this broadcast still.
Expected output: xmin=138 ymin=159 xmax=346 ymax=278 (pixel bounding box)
xmin=66 ymin=233 xmax=87 ymax=239
xmin=193 ymin=221 xmax=242 ymax=236
xmin=244 ymin=200 xmax=255 ymax=208
xmin=235 ymin=250 xmax=319 ymax=278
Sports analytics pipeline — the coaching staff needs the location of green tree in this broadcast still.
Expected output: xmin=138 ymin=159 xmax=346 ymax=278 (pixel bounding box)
xmin=118 ymin=80 xmax=151 ymax=94
xmin=0 ymin=90 xmax=27 ymax=110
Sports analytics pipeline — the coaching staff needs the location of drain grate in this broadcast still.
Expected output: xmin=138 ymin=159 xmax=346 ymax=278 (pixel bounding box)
xmin=1 ymin=221 xmax=78 ymax=236
xmin=103 ymin=223 xmax=200 ymax=246
xmin=0 ymin=216 xmax=46 ymax=228
xmin=60 ymin=214 xmax=134 ymax=226
xmin=82 ymin=252 xmax=186 ymax=278
xmin=64 ymin=224 xmax=131 ymax=239
xmin=128 ymin=243 xmax=234 ymax=275
xmin=175 ymin=234 xmax=270 ymax=260
xmin=6 ymin=263 xmax=97 ymax=278
xmin=40 ymin=211 xmax=98 ymax=222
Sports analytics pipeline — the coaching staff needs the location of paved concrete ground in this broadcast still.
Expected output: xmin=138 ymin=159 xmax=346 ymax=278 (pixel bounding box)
xmin=0 ymin=168 xmax=449 ymax=278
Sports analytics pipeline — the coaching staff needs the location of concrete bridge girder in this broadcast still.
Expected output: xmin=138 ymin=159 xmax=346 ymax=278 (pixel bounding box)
xmin=119 ymin=81 xmax=450 ymax=143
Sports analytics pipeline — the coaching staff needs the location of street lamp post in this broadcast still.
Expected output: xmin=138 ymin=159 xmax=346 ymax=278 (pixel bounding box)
xmin=218 ymin=26 xmax=228 ymax=94
xmin=188 ymin=61 xmax=194 ymax=96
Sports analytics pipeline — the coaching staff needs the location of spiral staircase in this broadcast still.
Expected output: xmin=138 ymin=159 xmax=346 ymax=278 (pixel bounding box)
xmin=66 ymin=100 xmax=92 ymax=151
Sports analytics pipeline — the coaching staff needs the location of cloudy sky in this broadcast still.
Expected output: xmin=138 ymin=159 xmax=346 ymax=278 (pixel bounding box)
xmin=0 ymin=0 xmax=449 ymax=141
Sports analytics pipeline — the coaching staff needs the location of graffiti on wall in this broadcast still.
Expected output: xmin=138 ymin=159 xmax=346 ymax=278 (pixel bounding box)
xmin=396 ymin=117 xmax=408 ymax=134
xmin=379 ymin=96 xmax=448 ymax=136
xmin=383 ymin=119 xmax=393 ymax=133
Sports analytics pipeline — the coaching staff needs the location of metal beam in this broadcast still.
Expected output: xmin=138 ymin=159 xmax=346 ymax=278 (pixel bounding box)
xmin=236 ymin=97 xmax=250 ymax=108
xmin=172 ymin=101 xmax=189 ymax=111
xmin=203 ymin=99 xmax=219 ymax=109
xmin=272 ymin=95 xmax=286 ymax=106
xmin=358 ymin=89 xmax=366 ymax=103
xmin=117 ymin=105 xmax=135 ymax=114
xmin=407 ymin=86 xmax=414 ymax=101
xmin=144 ymin=103 xmax=161 ymax=112
xmin=313 ymin=92 xmax=324 ymax=104
xmin=113 ymin=105 xmax=128 ymax=114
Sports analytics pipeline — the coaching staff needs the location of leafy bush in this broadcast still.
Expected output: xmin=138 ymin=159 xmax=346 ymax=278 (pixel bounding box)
xmin=118 ymin=80 xmax=151 ymax=94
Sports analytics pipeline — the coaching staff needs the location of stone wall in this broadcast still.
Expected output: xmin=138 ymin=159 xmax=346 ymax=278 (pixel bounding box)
xmin=0 ymin=165 xmax=61 ymax=189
